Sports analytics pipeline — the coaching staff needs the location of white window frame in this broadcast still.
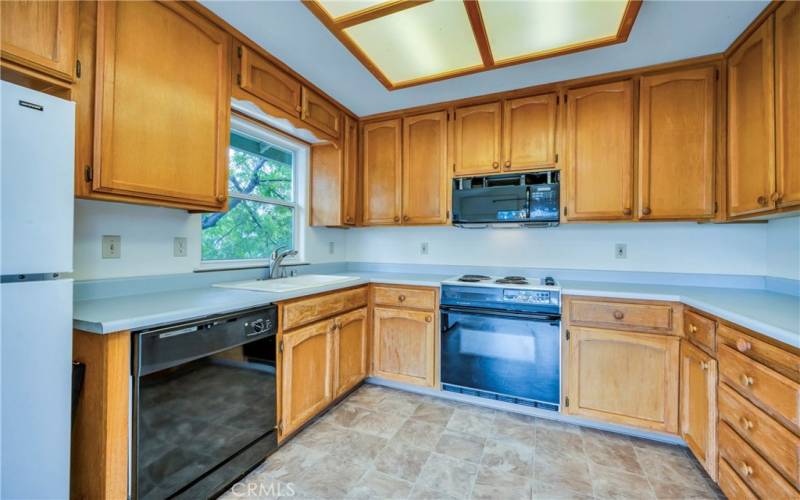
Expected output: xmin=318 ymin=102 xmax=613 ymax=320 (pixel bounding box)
xmin=198 ymin=115 xmax=307 ymax=271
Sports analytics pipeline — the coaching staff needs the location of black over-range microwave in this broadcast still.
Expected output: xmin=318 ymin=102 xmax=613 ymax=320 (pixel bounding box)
xmin=452 ymin=170 xmax=560 ymax=227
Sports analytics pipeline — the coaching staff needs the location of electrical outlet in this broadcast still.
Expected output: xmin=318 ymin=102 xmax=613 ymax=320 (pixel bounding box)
xmin=615 ymin=243 xmax=627 ymax=259
xmin=174 ymin=237 xmax=187 ymax=257
xmin=328 ymin=241 xmax=335 ymax=255
xmin=102 ymin=235 xmax=121 ymax=259
xmin=420 ymin=242 xmax=429 ymax=255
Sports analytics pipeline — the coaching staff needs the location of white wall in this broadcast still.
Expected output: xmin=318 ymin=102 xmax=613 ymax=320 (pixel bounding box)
xmin=344 ymin=223 xmax=769 ymax=276
xmin=73 ymin=200 xmax=347 ymax=280
xmin=766 ymin=216 xmax=800 ymax=280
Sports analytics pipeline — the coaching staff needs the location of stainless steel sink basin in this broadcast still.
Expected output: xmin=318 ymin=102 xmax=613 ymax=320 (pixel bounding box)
xmin=213 ymin=274 xmax=360 ymax=293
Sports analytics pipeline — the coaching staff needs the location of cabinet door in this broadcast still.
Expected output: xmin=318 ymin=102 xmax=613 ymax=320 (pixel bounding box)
xmin=776 ymin=2 xmax=800 ymax=210
xmin=302 ymin=87 xmax=341 ymax=139
xmin=728 ymin=20 xmax=776 ymax=217
xmin=362 ymin=119 xmax=402 ymax=225
xmin=502 ymin=93 xmax=558 ymax=172
xmin=239 ymin=45 xmax=301 ymax=118
xmin=403 ymin=110 xmax=449 ymax=224
xmin=1 ymin=0 xmax=77 ymax=81
xmin=333 ymin=307 xmax=368 ymax=398
xmin=566 ymin=327 xmax=679 ymax=433
xmin=639 ymin=68 xmax=716 ymax=220
xmin=94 ymin=1 xmax=230 ymax=209
xmin=309 ymin=143 xmax=343 ymax=226
xmin=454 ymin=102 xmax=502 ymax=176
xmin=281 ymin=320 xmax=334 ymax=437
xmin=565 ymin=81 xmax=634 ymax=220
xmin=342 ymin=116 xmax=359 ymax=225
xmin=372 ymin=307 xmax=435 ymax=387
xmin=680 ymin=340 xmax=718 ymax=480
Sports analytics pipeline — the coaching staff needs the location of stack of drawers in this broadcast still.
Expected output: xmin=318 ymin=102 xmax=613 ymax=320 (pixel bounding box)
xmin=715 ymin=323 xmax=799 ymax=498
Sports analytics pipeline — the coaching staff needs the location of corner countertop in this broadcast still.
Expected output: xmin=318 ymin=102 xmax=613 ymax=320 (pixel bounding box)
xmin=74 ymin=271 xmax=799 ymax=349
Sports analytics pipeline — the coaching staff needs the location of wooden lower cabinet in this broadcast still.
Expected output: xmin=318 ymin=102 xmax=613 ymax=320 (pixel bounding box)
xmin=372 ymin=306 xmax=436 ymax=387
xmin=565 ymin=326 xmax=679 ymax=433
xmin=718 ymin=458 xmax=758 ymax=500
xmin=333 ymin=307 xmax=369 ymax=398
xmin=679 ymin=340 xmax=718 ymax=480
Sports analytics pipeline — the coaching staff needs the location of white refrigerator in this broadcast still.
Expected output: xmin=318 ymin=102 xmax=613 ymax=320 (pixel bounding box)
xmin=1 ymin=82 xmax=75 ymax=499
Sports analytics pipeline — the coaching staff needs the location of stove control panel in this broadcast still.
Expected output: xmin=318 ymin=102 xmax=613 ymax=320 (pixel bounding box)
xmin=502 ymin=289 xmax=557 ymax=305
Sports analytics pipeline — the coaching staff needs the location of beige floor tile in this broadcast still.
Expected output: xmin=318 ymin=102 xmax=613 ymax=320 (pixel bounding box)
xmin=590 ymin=464 xmax=655 ymax=500
xmin=531 ymin=479 xmax=595 ymax=500
xmin=471 ymin=468 xmax=532 ymax=500
xmin=634 ymin=445 xmax=714 ymax=494
xmin=346 ymin=469 xmax=413 ymax=499
xmin=447 ymin=410 xmax=494 ymax=439
xmin=373 ymin=439 xmax=431 ymax=483
xmin=480 ymin=438 xmax=534 ymax=477
xmin=491 ymin=414 xmax=536 ymax=445
xmin=411 ymin=401 xmax=456 ymax=426
xmin=325 ymin=403 xmax=371 ymax=428
xmin=435 ymin=431 xmax=486 ymax=464
xmin=416 ymin=453 xmax=479 ymax=498
xmin=393 ymin=418 xmax=447 ymax=451
xmin=292 ymin=420 xmax=346 ymax=453
xmin=648 ymin=477 xmax=721 ymax=500
xmin=583 ymin=433 xmax=643 ymax=476
xmin=280 ymin=454 xmax=369 ymax=499
xmin=255 ymin=442 xmax=326 ymax=481
xmin=329 ymin=429 xmax=389 ymax=465
xmin=535 ymin=417 xmax=583 ymax=435
xmin=346 ymin=385 xmax=388 ymax=410
xmin=535 ymin=426 xmax=585 ymax=458
xmin=408 ymin=484 xmax=462 ymax=500
xmin=534 ymin=449 xmax=594 ymax=497
xmin=470 ymin=482 xmax=531 ymax=500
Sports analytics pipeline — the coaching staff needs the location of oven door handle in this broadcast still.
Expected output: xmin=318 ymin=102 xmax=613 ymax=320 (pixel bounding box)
xmin=440 ymin=305 xmax=560 ymax=323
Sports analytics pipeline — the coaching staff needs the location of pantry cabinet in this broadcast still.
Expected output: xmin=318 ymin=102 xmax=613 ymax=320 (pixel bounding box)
xmin=502 ymin=93 xmax=558 ymax=172
xmin=92 ymin=1 xmax=231 ymax=210
xmin=362 ymin=119 xmax=402 ymax=225
xmin=1 ymin=0 xmax=78 ymax=82
xmin=564 ymin=80 xmax=634 ymax=221
xmin=333 ymin=307 xmax=369 ymax=398
xmin=402 ymin=110 xmax=449 ymax=224
xmin=453 ymin=102 xmax=502 ymax=176
xmin=638 ymin=67 xmax=716 ymax=219
xmin=680 ymin=340 xmax=718 ymax=480
xmin=775 ymin=1 xmax=800 ymax=210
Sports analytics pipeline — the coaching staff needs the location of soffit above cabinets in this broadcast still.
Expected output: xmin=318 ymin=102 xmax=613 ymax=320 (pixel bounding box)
xmin=303 ymin=0 xmax=642 ymax=90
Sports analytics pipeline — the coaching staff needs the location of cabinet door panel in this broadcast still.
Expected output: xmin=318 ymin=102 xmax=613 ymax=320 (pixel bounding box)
xmin=680 ymin=340 xmax=718 ymax=480
xmin=362 ymin=119 xmax=402 ymax=225
xmin=403 ymin=110 xmax=449 ymax=224
xmin=334 ymin=307 xmax=368 ymax=398
xmin=639 ymin=68 xmax=716 ymax=219
xmin=281 ymin=320 xmax=334 ymax=437
xmin=342 ymin=116 xmax=359 ymax=225
xmin=503 ymin=93 xmax=557 ymax=171
xmin=239 ymin=45 xmax=301 ymax=117
xmin=565 ymin=81 xmax=634 ymax=220
xmin=310 ymin=143 xmax=343 ymax=226
xmin=566 ymin=327 xmax=679 ymax=433
xmin=728 ymin=20 xmax=776 ymax=216
xmin=372 ymin=307 xmax=435 ymax=387
xmin=1 ymin=0 xmax=77 ymax=81
xmin=94 ymin=1 xmax=230 ymax=208
xmin=454 ymin=102 xmax=501 ymax=176
xmin=302 ymin=87 xmax=341 ymax=139
xmin=776 ymin=2 xmax=800 ymax=210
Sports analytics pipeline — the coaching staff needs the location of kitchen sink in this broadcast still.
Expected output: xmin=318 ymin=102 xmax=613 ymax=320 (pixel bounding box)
xmin=213 ymin=274 xmax=360 ymax=293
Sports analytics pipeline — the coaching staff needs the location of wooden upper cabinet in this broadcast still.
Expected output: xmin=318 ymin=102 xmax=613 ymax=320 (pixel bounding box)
xmin=565 ymin=80 xmax=634 ymax=221
xmin=342 ymin=116 xmax=359 ymax=225
xmin=502 ymin=93 xmax=558 ymax=172
xmin=362 ymin=119 xmax=402 ymax=225
xmin=402 ymin=111 xmax=449 ymax=225
xmin=302 ymin=86 xmax=341 ymax=139
xmin=1 ymin=0 xmax=77 ymax=81
xmin=94 ymin=1 xmax=230 ymax=210
xmin=309 ymin=142 xmax=343 ymax=227
xmin=728 ymin=19 xmax=776 ymax=217
xmin=454 ymin=102 xmax=502 ymax=176
xmin=638 ymin=67 xmax=716 ymax=220
xmin=680 ymin=340 xmax=718 ymax=480
xmin=333 ymin=307 xmax=368 ymax=398
xmin=238 ymin=44 xmax=301 ymax=118
xmin=776 ymin=1 xmax=800 ymax=210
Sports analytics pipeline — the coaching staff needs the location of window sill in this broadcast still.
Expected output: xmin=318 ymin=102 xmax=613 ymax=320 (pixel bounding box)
xmin=195 ymin=260 xmax=309 ymax=273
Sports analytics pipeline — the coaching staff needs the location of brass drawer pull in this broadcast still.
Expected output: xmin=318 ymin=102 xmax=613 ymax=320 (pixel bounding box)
xmin=492 ymin=161 xmax=499 ymax=169
xmin=739 ymin=416 xmax=754 ymax=430
xmin=741 ymin=463 xmax=753 ymax=477
xmin=741 ymin=374 xmax=754 ymax=387
xmin=757 ymin=195 xmax=768 ymax=206
xmin=689 ymin=324 xmax=698 ymax=333
xmin=613 ymin=310 xmax=624 ymax=320
xmin=398 ymin=294 xmax=406 ymax=303
xmin=736 ymin=338 xmax=752 ymax=353
xmin=700 ymin=361 xmax=709 ymax=370
xmin=642 ymin=207 xmax=652 ymax=216
xmin=393 ymin=215 xmax=400 ymax=223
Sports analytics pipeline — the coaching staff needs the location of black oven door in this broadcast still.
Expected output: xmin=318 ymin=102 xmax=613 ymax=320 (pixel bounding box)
xmin=440 ymin=306 xmax=561 ymax=410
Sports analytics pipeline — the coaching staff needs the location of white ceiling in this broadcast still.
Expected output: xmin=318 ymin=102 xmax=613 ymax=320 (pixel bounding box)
xmin=202 ymin=0 xmax=768 ymax=116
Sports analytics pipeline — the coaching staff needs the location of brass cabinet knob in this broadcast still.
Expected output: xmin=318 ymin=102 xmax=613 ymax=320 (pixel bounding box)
xmin=736 ymin=338 xmax=752 ymax=353
xmin=492 ymin=161 xmax=499 ymax=169
xmin=425 ymin=315 xmax=432 ymax=323
xmin=741 ymin=374 xmax=754 ymax=386
xmin=296 ymin=105 xmax=303 ymax=112
xmin=642 ymin=207 xmax=652 ymax=216
xmin=393 ymin=215 xmax=400 ymax=223
xmin=623 ymin=208 xmax=632 ymax=216
xmin=740 ymin=416 xmax=754 ymax=430
xmin=504 ymin=160 xmax=511 ymax=169
xmin=741 ymin=463 xmax=753 ymax=477
xmin=757 ymin=195 xmax=768 ymax=206
xmin=345 ymin=216 xmax=354 ymax=223
xmin=689 ymin=324 xmax=698 ymax=333
xmin=699 ymin=361 xmax=709 ymax=370
xmin=403 ymin=215 xmax=410 ymax=222
xmin=398 ymin=294 xmax=406 ymax=302
xmin=613 ymin=310 xmax=624 ymax=320
xmin=216 ymin=195 xmax=227 ymax=202
xmin=772 ymin=191 xmax=784 ymax=205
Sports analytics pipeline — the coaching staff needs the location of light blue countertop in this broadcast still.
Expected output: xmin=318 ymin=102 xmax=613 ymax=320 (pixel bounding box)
xmin=74 ymin=271 xmax=798 ymax=349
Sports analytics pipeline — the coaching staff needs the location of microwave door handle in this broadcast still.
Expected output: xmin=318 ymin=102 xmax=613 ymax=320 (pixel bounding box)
xmin=525 ymin=186 xmax=532 ymax=218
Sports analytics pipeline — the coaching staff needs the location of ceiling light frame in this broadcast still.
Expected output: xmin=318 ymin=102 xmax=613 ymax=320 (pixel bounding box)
xmin=303 ymin=0 xmax=642 ymax=90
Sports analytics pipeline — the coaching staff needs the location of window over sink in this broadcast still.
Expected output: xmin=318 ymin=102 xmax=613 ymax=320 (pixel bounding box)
xmin=201 ymin=117 xmax=301 ymax=264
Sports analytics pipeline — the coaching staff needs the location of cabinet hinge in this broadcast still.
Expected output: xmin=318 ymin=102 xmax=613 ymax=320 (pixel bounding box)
xmin=237 ymin=46 xmax=242 ymax=58
xmin=714 ymin=201 xmax=719 ymax=214
xmin=75 ymin=59 xmax=81 ymax=79
xmin=84 ymin=165 xmax=93 ymax=183
xmin=564 ymin=95 xmax=568 ymax=103
xmin=237 ymin=74 xmax=242 ymax=85
xmin=279 ymin=340 xmax=284 ymax=353
xmin=563 ymin=206 xmax=567 ymax=216
xmin=556 ymin=95 xmax=560 ymax=105
xmin=565 ymin=329 xmax=570 ymax=340
xmin=565 ymin=397 xmax=570 ymax=407
xmin=278 ymin=422 xmax=284 ymax=434
xmin=715 ymin=68 xmax=719 ymax=81
xmin=555 ymin=153 xmax=559 ymax=163
xmin=446 ymin=210 xmax=450 ymax=219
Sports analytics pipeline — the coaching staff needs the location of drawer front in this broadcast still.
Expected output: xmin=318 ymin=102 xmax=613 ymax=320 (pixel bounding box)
xmin=719 ymin=344 xmax=800 ymax=429
xmin=718 ymin=422 xmax=796 ymax=499
xmin=373 ymin=285 xmax=436 ymax=310
xmin=282 ymin=286 xmax=368 ymax=331
xmin=568 ymin=299 xmax=674 ymax=333
xmin=683 ymin=309 xmax=716 ymax=353
xmin=719 ymin=382 xmax=799 ymax=488
xmin=717 ymin=323 xmax=800 ymax=383
xmin=718 ymin=458 xmax=758 ymax=500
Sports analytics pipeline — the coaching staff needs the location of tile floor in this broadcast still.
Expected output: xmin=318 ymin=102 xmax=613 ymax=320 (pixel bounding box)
xmin=223 ymin=384 xmax=722 ymax=499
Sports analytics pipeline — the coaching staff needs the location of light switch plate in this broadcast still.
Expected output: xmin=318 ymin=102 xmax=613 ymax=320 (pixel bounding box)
xmin=174 ymin=237 xmax=188 ymax=257
xmin=102 ymin=235 xmax=121 ymax=259
xmin=615 ymin=243 xmax=627 ymax=259
xmin=420 ymin=242 xmax=429 ymax=255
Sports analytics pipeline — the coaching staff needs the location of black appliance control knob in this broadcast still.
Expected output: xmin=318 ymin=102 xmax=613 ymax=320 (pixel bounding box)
xmin=252 ymin=319 xmax=265 ymax=333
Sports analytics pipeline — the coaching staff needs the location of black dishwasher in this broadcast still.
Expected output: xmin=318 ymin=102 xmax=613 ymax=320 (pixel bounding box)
xmin=132 ymin=306 xmax=278 ymax=500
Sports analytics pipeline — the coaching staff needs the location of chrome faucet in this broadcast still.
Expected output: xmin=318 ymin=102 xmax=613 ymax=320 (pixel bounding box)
xmin=268 ymin=246 xmax=298 ymax=279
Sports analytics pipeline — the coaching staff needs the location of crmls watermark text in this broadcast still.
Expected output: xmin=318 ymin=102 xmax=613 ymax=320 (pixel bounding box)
xmin=231 ymin=481 xmax=296 ymax=497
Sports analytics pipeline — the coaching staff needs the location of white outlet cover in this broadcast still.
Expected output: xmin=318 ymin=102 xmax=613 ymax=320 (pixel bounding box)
xmin=174 ymin=237 xmax=188 ymax=257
